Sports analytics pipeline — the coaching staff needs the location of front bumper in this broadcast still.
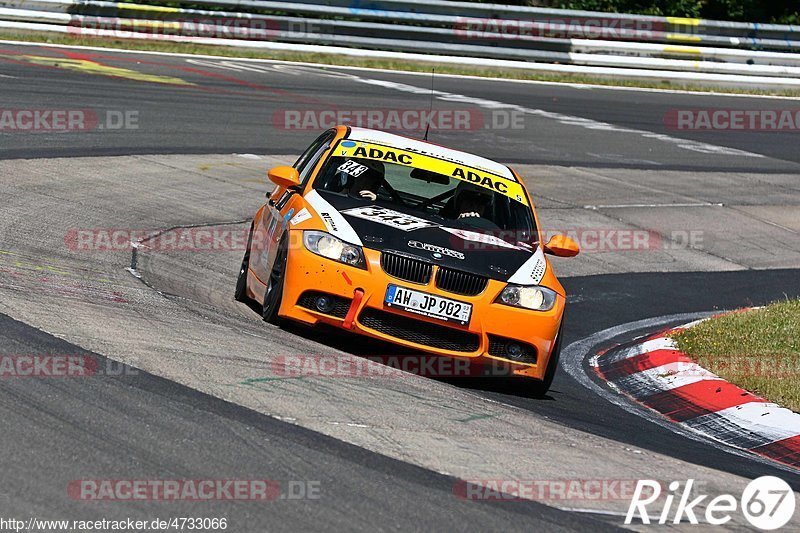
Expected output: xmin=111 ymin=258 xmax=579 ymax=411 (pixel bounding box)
xmin=279 ymin=240 xmax=564 ymax=380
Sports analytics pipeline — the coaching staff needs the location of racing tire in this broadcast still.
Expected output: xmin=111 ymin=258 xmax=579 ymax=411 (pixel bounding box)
xmin=234 ymin=221 xmax=254 ymax=302
xmin=261 ymin=237 xmax=288 ymax=325
xmin=529 ymin=321 xmax=564 ymax=398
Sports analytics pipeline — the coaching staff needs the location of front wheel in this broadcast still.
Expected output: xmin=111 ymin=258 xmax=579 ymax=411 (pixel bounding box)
xmin=529 ymin=322 xmax=564 ymax=397
xmin=261 ymin=237 xmax=288 ymax=325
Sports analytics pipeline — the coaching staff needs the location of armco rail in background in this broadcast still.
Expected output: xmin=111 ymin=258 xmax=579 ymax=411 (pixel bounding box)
xmin=1 ymin=0 xmax=800 ymax=90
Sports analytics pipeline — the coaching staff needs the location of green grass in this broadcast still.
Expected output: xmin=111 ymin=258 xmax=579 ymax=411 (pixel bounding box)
xmin=671 ymin=299 xmax=800 ymax=412
xmin=2 ymin=30 xmax=800 ymax=97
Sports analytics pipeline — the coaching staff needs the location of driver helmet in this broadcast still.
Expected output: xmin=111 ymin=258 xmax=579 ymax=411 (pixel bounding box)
xmin=454 ymin=181 xmax=492 ymax=215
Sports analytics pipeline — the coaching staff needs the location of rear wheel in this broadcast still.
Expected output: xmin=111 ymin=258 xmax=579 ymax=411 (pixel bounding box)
xmin=262 ymin=237 xmax=288 ymax=325
xmin=234 ymin=222 xmax=254 ymax=302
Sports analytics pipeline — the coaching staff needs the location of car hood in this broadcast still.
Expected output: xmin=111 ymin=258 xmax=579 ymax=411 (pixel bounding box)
xmin=306 ymin=190 xmax=546 ymax=284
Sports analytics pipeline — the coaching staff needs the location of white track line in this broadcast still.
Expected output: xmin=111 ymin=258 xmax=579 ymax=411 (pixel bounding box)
xmin=281 ymin=68 xmax=764 ymax=159
xmin=1 ymin=38 xmax=799 ymax=100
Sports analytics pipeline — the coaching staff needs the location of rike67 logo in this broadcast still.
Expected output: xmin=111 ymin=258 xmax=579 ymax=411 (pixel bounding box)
xmin=627 ymin=477 xmax=795 ymax=530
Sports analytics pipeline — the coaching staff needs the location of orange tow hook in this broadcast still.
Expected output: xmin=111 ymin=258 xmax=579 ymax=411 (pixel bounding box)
xmin=343 ymin=288 xmax=364 ymax=329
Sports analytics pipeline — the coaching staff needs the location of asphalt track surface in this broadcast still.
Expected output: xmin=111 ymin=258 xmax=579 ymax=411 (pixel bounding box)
xmin=0 ymin=312 xmax=608 ymax=531
xmin=1 ymin=41 xmax=800 ymax=530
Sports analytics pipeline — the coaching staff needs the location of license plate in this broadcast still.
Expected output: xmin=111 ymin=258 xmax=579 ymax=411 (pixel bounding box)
xmin=385 ymin=285 xmax=472 ymax=326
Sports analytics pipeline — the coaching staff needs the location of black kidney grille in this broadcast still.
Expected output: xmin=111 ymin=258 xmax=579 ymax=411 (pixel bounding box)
xmin=380 ymin=252 xmax=432 ymax=284
xmin=435 ymin=267 xmax=488 ymax=296
xmin=359 ymin=308 xmax=480 ymax=353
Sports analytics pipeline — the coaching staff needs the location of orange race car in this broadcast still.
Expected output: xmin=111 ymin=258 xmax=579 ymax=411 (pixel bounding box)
xmin=235 ymin=126 xmax=579 ymax=394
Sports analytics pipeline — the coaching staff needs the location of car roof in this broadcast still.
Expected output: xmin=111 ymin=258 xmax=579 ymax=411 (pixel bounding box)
xmin=345 ymin=127 xmax=516 ymax=181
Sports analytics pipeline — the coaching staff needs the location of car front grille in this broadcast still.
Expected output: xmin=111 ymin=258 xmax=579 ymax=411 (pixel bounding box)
xmin=435 ymin=267 xmax=488 ymax=296
xmin=380 ymin=252 xmax=432 ymax=284
xmin=296 ymin=291 xmax=352 ymax=319
xmin=359 ymin=308 xmax=480 ymax=353
xmin=488 ymin=334 xmax=537 ymax=364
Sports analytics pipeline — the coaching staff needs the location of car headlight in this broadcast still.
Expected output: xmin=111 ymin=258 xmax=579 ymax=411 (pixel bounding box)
xmin=496 ymin=285 xmax=557 ymax=311
xmin=303 ymin=230 xmax=366 ymax=269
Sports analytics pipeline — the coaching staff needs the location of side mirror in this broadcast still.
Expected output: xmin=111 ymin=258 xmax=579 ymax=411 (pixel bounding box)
xmin=543 ymin=234 xmax=580 ymax=257
xmin=268 ymin=165 xmax=301 ymax=189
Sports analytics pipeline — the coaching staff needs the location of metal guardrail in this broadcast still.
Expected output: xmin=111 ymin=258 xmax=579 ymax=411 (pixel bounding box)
xmin=116 ymin=0 xmax=800 ymax=51
xmin=3 ymin=0 xmax=800 ymax=49
xmin=1 ymin=0 xmax=800 ymax=88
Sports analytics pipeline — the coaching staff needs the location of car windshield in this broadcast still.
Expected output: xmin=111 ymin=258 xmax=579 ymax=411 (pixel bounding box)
xmin=312 ymin=142 xmax=537 ymax=243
